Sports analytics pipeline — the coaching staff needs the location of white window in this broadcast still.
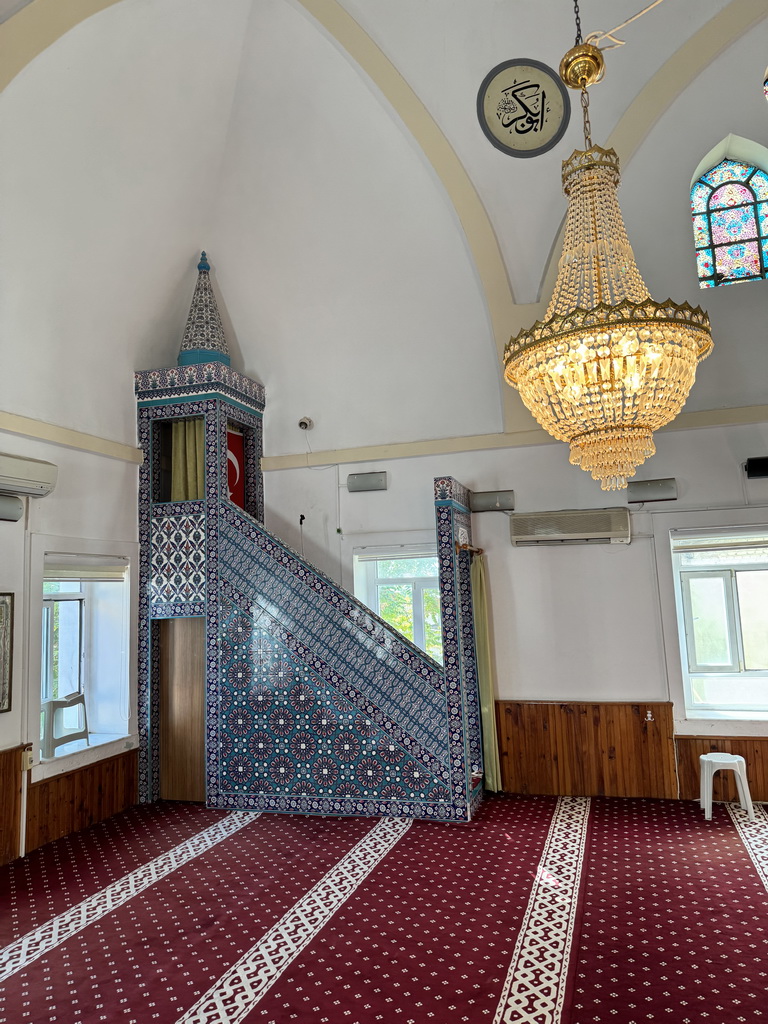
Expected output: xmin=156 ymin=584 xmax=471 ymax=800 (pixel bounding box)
xmin=35 ymin=547 xmax=134 ymax=762
xmin=671 ymin=528 xmax=768 ymax=715
xmin=354 ymin=550 xmax=443 ymax=664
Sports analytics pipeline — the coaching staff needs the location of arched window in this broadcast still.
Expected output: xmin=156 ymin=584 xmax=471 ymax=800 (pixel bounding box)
xmin=691 ymin=158 xmax=768 ymax=288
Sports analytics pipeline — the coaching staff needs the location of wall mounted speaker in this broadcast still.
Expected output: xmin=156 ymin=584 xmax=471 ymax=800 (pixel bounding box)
xmin=626 ymin=478 xmax=678 ymax=503
xmin=745 ymin=458 xmax=768 ymax=479
xmin=470 ymin=490 xmax=515 ymax=513
xmin=0 ymin=494 xmax=24 ymax=522
xmin=347 ymin=472 xmax=387 ymax=492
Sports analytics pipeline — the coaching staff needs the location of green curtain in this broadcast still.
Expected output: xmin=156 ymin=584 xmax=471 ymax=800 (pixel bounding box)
xmin=470 ymin=553 xmax=502 ymax=792
xmin=170 ymin=418 xmax=205 ymax=501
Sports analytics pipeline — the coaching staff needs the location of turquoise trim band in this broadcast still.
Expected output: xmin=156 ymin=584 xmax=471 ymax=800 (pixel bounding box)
xmin=178 ymin=350 xmax=231 ymax=367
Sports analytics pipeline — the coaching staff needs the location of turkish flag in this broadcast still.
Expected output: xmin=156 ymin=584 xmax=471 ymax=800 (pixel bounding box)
xmin=227 ymin=430 xmax=246 ymax=509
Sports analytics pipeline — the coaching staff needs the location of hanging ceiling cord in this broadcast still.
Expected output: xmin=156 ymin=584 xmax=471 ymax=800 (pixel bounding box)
xmin=584 ymin=0 xmax=667 ymax=50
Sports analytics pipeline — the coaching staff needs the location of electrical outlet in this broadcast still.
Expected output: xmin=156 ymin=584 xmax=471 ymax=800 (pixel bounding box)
xmin=21 ymin=749 xmax=34 ymax=771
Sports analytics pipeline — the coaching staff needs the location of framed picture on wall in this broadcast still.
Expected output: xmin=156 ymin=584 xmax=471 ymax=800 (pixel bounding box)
xmin=0 ymin=594 xmax=13 ymax=713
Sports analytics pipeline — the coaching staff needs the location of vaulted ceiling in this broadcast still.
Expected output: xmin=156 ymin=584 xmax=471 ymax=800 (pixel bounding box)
xmin=1 ymin=0 xmax=766 ymax=463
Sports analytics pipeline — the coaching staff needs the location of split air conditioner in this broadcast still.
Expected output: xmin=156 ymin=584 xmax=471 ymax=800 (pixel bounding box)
xmin=509 ymin=507 xmax=631 ymax=546
xmin=0 ymin=453 xmax=58 ymax=498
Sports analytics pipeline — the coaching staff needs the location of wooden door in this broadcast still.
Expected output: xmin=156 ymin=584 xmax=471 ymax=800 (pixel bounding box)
xmin=159 ymin=617 xmax=206 ymax=801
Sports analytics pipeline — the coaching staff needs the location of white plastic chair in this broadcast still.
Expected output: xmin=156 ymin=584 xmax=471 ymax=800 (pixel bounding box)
xmin=699 ymin=752 xmax=755 ymax=821
xmin=41 ymin=691 xmax=90 ymax=759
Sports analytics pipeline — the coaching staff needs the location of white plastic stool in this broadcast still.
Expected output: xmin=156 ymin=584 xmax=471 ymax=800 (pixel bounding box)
xmin=699 ymin=752 xmax=755 ymax=821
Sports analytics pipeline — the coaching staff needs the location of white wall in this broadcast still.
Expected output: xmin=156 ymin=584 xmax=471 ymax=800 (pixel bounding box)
xmin=264 ymin=420 xmax=768 ymax=732
xmin=0 ymin=433 xmax=138 ymax=754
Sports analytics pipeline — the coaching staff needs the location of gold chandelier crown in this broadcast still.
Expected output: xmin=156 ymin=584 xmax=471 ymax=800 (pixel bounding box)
xmin=504 ymin=144 xmax=712 ymax=490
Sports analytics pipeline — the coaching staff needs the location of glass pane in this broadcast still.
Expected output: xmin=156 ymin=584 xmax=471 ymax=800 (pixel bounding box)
xmin=422 ymin=587 xmax=443 ymax=664
xmin=759 ymin=202 xmax=768 ymax=236
xmin=43 ymin=581 xmax=81 ymax=594
xmin=690 ymin=182 xmax=711 ymax=214
xmin=52 ymin=600 xmax=82 ymax=697
xmin=710 ymin=182 xmax=754 ymax=209
xmin=692 ymin=214 xmax=710 ymax=248
xmin=376 ymin=557 xmax=438 ymax=579
xmin=695 ymin=247 xmax=714 ymax=280
xmin=701 ymin=160 xmax=751 ymax=187
xmin=377 ymin=584 xmax=414 ymax=642
xmin=688 ymin=576 xmax=732 ymax=668
xmin=736 ymin=570 xmax=768 ymax=670
xmin=689 ymin=673 xmax=768 ymax=709
xmin=680 ymin=545 xmax=768 ymax=569
xmin=750 ymin=169 xmax=768 ymax=201
xmin=714 ymin=240 xmax=761 ymax=280
xmin=710 ymin=206 xmax=757 ymax=245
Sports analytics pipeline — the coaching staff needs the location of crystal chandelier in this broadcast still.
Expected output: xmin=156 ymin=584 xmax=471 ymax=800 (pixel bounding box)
xmin=503 ymin=12 xmax=713 ymax=491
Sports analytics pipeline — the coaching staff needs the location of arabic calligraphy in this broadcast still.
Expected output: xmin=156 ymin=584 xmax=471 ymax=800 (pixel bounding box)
xmin=495 ymin=78 xmax=550 ymax=135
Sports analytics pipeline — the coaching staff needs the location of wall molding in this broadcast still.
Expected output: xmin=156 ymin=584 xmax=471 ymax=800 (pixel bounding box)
xmin=0 ymin=411 xmax=142 ymax=464
xmin=261 ymin=403 xmax=768 ymax=470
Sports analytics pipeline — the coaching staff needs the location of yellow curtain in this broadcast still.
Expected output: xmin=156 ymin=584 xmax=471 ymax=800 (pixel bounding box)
xmin=470 ymin=553 xmax=502 ymax=792
xmin=170 ymin=418 xmax=205 ymax=501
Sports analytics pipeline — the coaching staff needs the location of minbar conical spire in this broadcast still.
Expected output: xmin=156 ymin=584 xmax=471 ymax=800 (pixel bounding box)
xmin=177 ymin=252 xmax=230 ymax=367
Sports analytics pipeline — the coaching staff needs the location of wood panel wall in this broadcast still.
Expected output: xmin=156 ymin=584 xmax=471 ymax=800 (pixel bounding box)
xmin=0 ymin=745 xmax=25 ymax=866
xmin=159 ymin=617 xmax=206 ymax=802
xmin=676 ymin=736 xmax=768 ymax=803
xmin=496 ymin=701 xmax=678 ymax=799
xmin=25 ymin=749 xmax=138 ymax=854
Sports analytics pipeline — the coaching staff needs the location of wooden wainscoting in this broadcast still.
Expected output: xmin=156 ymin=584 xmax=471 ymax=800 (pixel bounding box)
xmin=496 ymin=701 xmax=678 ymax=799
xmin=0 ymin=745 xmax=25 ymax=866
xmin=676 ymin=736 xmax=768 ymax=804
xmin=26 ymin=749 xmax=138 ymax=854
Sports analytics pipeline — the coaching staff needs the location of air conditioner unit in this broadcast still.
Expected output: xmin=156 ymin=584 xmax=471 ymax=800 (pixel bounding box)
xmin=509 ymin=507 xmax=631 ymax=546
xmin=0 ymin=453 xmax=58 ymax=498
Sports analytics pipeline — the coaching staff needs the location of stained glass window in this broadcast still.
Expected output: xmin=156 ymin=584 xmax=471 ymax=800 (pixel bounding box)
xmin=691 ymin=159 xmax=768 ymax=287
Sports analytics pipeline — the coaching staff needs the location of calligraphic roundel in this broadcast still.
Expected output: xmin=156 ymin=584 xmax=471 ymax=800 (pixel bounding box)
xmin=477 ymin=58 xmax=570 ymax=159
xmin=227 ymin=430 xmax=246 ymax=509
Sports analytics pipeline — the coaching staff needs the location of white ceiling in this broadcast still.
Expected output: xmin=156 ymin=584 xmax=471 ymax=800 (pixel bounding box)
xmin=1 ymin=0 xmax=767 ymax=457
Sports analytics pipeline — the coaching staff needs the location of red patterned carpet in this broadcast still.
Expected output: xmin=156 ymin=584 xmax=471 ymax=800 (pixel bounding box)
xmin=1 ymin=795 xmax=767 ymax=1024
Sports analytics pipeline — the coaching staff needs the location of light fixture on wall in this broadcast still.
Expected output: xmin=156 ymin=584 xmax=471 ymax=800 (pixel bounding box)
xmin=503 ymin=1 xmax=713 ymax=491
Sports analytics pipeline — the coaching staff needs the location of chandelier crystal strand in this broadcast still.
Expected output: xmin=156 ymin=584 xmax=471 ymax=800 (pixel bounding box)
xmin=504 ymin=147 xmax=712 ymax=490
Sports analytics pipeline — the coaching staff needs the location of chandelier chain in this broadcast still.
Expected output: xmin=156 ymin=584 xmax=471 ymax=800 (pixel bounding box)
xmin=580 ymin=85 xmax=592 ymax=149
xmin=573 ymin=0 xmax=582 ymax=45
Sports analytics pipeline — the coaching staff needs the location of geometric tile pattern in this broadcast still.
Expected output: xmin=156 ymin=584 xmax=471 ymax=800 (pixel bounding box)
xmin=218 ymin=508 xmax=447 ymax=758
xmin=177 ymin=817 xmax=412 ymax=1024
xmin=434 ymin=476 xmax=484 ymax=786
xmin=150 ymin=512 xmax=206 ymax=608
xmin=492 ymin=796 xmax=591 ymax=1024
xmin=211 ymin=597 xmax=453 ymax=819
xmin=134 ymin=362 xmax=265 ymax=414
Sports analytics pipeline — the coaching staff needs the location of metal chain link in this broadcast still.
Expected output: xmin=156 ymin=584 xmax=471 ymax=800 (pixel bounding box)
xmin=580 ymin=85 xmax=592 ymax=149
xmin=573 ymin=0 xmax=583 ymax=45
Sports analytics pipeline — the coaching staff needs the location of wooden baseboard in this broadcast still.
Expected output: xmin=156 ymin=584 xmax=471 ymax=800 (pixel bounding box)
xmin=496 ymin=701 xmax=678 ymax=799
xmin=676 ymin=736 xmax=768 ymax=803
xmin=0 ymin=745 xmax=25 ymax=866
xmin=26 ymin=750 xmax=138 ymax=854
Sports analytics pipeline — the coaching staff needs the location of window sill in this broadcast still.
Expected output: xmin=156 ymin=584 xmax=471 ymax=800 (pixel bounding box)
xmin=32 ymin=733 xmax=138 ymax=783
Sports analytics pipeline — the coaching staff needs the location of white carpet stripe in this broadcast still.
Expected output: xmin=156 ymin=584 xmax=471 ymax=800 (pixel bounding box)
xmin=727 ymin=801 xmax=768 ymax=889
xmin=0 ymin=810 xmax=256 ymax=983
xmin=176 ymin=816 xmax=412 ymax=1024
xmin=493 ymin=796 xmax=591 ymax=1024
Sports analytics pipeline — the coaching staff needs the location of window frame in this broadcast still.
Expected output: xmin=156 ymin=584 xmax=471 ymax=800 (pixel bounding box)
xmin=352 ymin=545 xmax=443 ymax=664
xmin=28 ymin=534 xmax=139 ymax=781
xmin=691 ymin=158 xmax=768 ymax=287
xmin=652 ymin=510 xmax=768 ymax=733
